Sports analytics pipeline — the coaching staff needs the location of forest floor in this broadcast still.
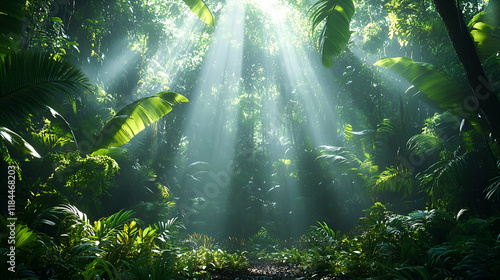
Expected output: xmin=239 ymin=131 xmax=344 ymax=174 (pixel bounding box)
xmin=212 ymin=260 xmax=345 ymax=279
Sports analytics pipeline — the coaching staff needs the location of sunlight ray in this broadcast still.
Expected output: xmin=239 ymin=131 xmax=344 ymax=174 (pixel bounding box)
xmin=259 ymin=0 xmax=340 ymax=147
xmin=167 ymin=0 xmax=247 ymax=229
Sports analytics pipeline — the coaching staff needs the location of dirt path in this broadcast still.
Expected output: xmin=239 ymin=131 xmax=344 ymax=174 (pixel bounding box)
xmin=213 ymin=261 xmax=342 ymax=279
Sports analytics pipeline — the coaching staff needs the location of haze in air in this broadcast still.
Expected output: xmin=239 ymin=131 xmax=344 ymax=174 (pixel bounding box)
xmin=1 ymin=0 xmax=500 ymax=278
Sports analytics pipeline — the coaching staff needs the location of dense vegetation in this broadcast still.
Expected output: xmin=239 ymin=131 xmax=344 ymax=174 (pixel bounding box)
xmin=1 ymin=0 xmax=500 ymax=279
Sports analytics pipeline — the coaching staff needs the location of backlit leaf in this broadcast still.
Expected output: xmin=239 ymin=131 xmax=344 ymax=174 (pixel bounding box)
xmin=91 ymin=91 xmax=188 ymax=152
xmin=374 ymin=57 xmax=481 ymax=128
xmin=182 ymin=0 xmax=215 ymax=26
xmin=310 ymin=0 xmax=355 ymax=67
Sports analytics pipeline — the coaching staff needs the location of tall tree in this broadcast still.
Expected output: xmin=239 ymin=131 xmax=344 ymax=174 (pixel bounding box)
xmin=433 ymin=0 xmax=500 ymax=143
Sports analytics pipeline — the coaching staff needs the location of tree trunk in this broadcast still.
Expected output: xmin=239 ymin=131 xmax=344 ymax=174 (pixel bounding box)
xmin=433 ymin=0 xmax=500 ymax=143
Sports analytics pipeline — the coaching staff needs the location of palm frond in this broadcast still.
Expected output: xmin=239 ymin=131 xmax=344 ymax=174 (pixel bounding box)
xmin=83 ymin=258 xmax=116 ymax=280
xmin=0 ymin=216 xmax=38 ymax=249
xmin=407 ymin=134 xmax=444 ymax=156
xmin=344 ymin=123 xmax=374 ymax=142
xmin=310 ymin=0 xmax=355 ymax=67
xmin=31 ymin=131 xmax=72 ymax=155
xmin=418 ymin=154 xmax=465 ymax=188
xmin=54 ymin=203 xmax=94 ymax=236
xmin=93 ymin=209 xmax=135 ymax=241
xmin=486 ymin=174 xmax=500 ymax=200
xmin=47 ymin=106 xmax=79 ymax=150
xmin=14 ymin=224 xmax=39 ymax=249
xmin=317 ymin=145 xmax=363 ymax=168
xmin=0 ymin=51 xmax=91 ymax=126
xmin=155 ymin=217 xmax=184 ymax=242
xmin=424 ymin=209 xmax=456 ymax=242
xmin=370 ymin=166 xmax=413 ymax=196
xmin=375 ymin=119 xmax=395 ymax=140
xmin=317 ymin=145 xmax=367 ymax=182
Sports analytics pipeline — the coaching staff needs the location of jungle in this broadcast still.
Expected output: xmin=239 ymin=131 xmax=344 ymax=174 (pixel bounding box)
xmin=1 ymin=0 xmax=500 ymax=279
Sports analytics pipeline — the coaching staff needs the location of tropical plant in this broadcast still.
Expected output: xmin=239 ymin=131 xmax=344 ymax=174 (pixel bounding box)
xmin=406 ymin=112 xmax=496 ymax=212
xmin=468 ymin=0 xmax=500 ymax=61
xmin=0 ymin=127 xmax=41 ymax=158
xmin=0 ymin=51 xmax=91 ymax=126
xmin=48 ymin=153 xmax=120 ymax=217
xmin=377 ymin=0 xmax=500 ymax=142
xmin=309 ymin=0 xmax=355 ymax=67
xmin=0 ymin=51 xmax=90 ymax=159
xmin=0 ymin=0 xmax=24 ymax=56
xmin=90 ymin=91 xmax=189 ymax=153
xmin=182 ymin=0 xmax=215 ymax=26
xmin=374 ymin=57 xmax=482 ymax=130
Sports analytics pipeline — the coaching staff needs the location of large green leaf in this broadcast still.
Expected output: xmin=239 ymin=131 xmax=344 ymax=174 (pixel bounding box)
xmin=310 ymin=0 xmax=355 ymax=67
xmin=374 ymin=57 xmax=481 ymax=127
xmin=468 ymin=0 xmax=500 ymax=60
xmin=91 ymin=91 xmax=188 ymax=152
xmin=0 ymin=51 xmax=91 ymax=126
xmin=182 ymin=0 xmax=215 ymax=27
xmin=0 ymin=126 xmax=41 ymax=158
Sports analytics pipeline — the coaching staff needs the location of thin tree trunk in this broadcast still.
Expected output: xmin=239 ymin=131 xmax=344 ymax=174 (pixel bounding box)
xmin=433 ymin=0 xmax=500 ymax=143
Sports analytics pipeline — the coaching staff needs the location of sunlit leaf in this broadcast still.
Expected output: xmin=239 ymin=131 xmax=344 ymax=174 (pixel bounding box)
xmin=47 ymin=106 xmax=79 ymax=149
xmin=374 ymin=57 xmax=482 ymax=128
xmin=91 ymin=91 xmax=188 ymax=152
xmin=0 ymin=126 xmax=41 ymax=158
xmin=279 ymin=159 xmax=291 ymax=166
xmin=182 ymin=0 xmax=215 ymax=26
xmin=468 ymin=0 xmax=500 ymax=60
xmin=310 ymin=0 xmax=355 ymax=67
xmin=15 ymin=224 xmax=38 ymax=249
xmin=371 ymin=166 xmax=412 ymax=196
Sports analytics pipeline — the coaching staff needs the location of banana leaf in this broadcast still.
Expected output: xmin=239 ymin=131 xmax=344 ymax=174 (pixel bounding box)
xmin=468 ymin=0 xmax=500 ymax=60
xmin=374 ymin=57 xmax=482 ymax=129
xmin=310 ymin=0 xmax=355 ymax=67
xmin=182 ymin=0 xmax=215 ymax=26
xmin=91 ymin=91 xmax=188 ymax=152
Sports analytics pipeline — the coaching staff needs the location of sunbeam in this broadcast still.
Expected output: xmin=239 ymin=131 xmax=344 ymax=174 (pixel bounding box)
xmin=168 ymin=0 xmax=246 ymax=232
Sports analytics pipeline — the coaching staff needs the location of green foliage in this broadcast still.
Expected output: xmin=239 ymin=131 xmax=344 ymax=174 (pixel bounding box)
xmin=374 ymin=57 xmax=476 ymax=123
xmin=49 ymin=153 xmax=119 ymax=215
xmin=385 ymin=0 xmax=444 ymax=48
xmin=175 ymin=247 xmax=249 ymax=278
xmin=310 ymin=0 xmax=355 ymax=67
xmin=317 ymin=145 xmax=365 ymax=178
xmin=486 ymin=174 xmax=500 ymax=200
xmin=361 ymin=22 xmax=387 ymax=53
xmin=188 ymin=232 xmax=216 ymax=249
xmin=2 ymin=0 xmax=500 ymax=279
xmin=407 ymin=112 xmax=495 ymax=212
xmin=182 ymin=0 xmax=215 ymax=26
xmin=0 ymin=127 xmax=41 ymax=158
xmin=371 ymin=166 xmax=413 ymax=196
xmin=91 ymin=91 xmax=188 ymax=152
xmin=0 ymin=51 xmax=91 ymax=126
xmin=468 ymin=0 xmax=500 ymax=61
xmin=0 ymin=0 xmax=23 ymax=55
